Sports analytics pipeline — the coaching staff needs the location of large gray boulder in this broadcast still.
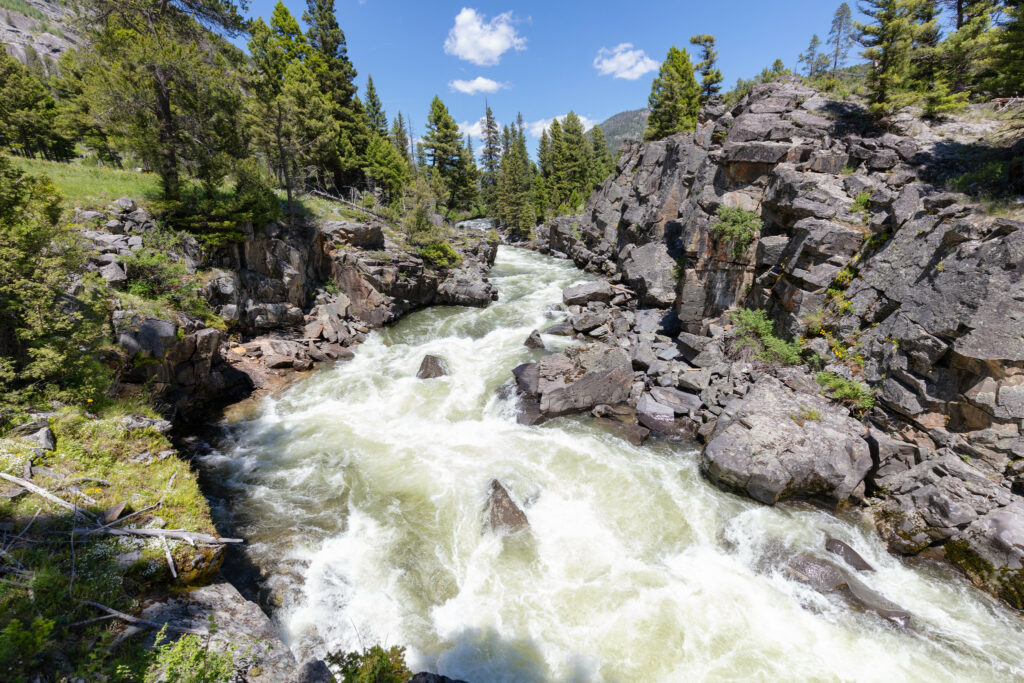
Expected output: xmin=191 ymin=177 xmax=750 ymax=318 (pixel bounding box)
xmin=700 ymin=375 xmax=871 ymax=504
xmin=946 ymin=502 xmax=1024 ymax=610
xmin=485 ymin=480 xmax=528 ymax=534
xmin=562 ymin=281 xmax=613 ymax=306
xmin=619 ymin=243 xmax=678 ymax=308
xmin=417 ymin=355 xmax=448 ymax=379
xmin=535 ymin=345 xmax=633 ymax=418
xmin=785 ymin=555 xmax=911 ymax=628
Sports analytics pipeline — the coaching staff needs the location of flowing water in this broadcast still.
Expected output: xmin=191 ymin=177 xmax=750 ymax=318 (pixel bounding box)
xmin=201 ymin=247 xmax=1024 ymax=682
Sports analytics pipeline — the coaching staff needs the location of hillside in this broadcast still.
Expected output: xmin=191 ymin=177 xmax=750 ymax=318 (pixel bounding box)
xmin=597 ymin=108 xmax=649 ymax=154
xmin=0 ymin=0 xmax=78 ymax=72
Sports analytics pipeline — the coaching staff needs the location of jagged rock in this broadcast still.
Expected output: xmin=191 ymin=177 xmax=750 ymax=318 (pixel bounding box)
xmin=701 ymin=375 xmax=871 ymax=505
xmin=408 ymin=674 xmax=469 ymax=683
xmin=619 ymin=243 xmax=678 ymax=308
xmin=946 ymin=502 xmax=1024 ymax=609
xmin=562 ymin=281 xmax=613 ymax=306
xmin=826 ymin=537 xmax=875 ymax=572
xmin=532 ymin=345 xmax=633 ymax=419
xmin=436 ymin=266 xmax=497 ymax=307
xmin=98 ymin=262 xmax=128 ymax=288
xmin=650 ymin=386 xmax=702 ymax=416
xmin=322 ymin=220 xmax=385 ymax=249
xmin=291 ymin=660 xmax=334 ymax=683
xmin=485 ymin=480 xmax=528 ymax=534
xmin=417 ymin=355 xmax=448 ymax=379
xmin=524 ymin=330 xmax=544 ymax=349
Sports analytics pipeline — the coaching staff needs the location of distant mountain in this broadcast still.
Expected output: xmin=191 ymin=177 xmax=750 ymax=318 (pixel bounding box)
xmin=597 ymin=108 xmax=650 ymax=154
xmin=1 ymin=0 xmax=79 ymax=73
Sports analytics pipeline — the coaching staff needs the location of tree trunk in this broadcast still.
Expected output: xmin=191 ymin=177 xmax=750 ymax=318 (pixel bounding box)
xmin=153 ymin=66 xmax=180 ymax=200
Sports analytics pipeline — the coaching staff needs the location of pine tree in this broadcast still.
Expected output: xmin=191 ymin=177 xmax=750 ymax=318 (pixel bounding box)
xmin=77 ymin=0 xmax=248 ymax=199
xmin=559 ymin=112 xmax=590 ymax=210
xmin=480 ymin=104 xmax=501 ymax=216
xmin=798 ymin=35 xmax=831 ymax=78
xmin=988 ymin=1 xmax=1024 ymax=96
xmin=0 ymin=50 xmax=72 ymax=159
xmin=303 ymin=0 xmax=369 ymax=189
xmin=943 ymin=0 xmax=997 ymax=93
xmin=856 ymin=0 xmax=922 ymax=116
xmin=829 ymin=3 xmax=856 ymax=76
xmin=364 ymin=133 xmax=409 ymax=202
xmin=497 ymin=116 xmax=534 ymax=238
xmin=423 ymin=95 xmax=463 ymax=213
xmin=449 ymin=135 xmax=479 ymax=212
xmin=588 ymin=125 xmax=614 ymax=188
xmin=389 ymin=111 xmax=410 ymax=162
xmin=689 ymin=34 xmax=723 ymax=101
xmin=364 ymin=75 xmax=388 ymax=136
xmin=644 ymin=46 xmax=701 ymax=141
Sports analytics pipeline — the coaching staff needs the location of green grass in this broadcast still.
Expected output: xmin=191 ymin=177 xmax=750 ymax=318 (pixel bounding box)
xmin=0 ymin=0 xmax=45 ymax=21
xmin=816 ymin=371 xmax=875 ymax=412
xmin=13 ymin=158 xmax=161 ymax=210
xmin=711 ymin=205 xmax=762 ymax=259
xmin=729 ymin=308 xmax=803 ymax=365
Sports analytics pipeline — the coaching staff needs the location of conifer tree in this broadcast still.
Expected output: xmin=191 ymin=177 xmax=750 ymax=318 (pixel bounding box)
xmin=364 ymin=75 xmax=388 ymax=136
xmin=644 ymin=46 xmax=701 ymax=141
xmin=588 ymin=126 xmax=614 ymax=188
xmin=798 ymin=35 xmax=830 ymax=78
xmin=689 ymin=34 xmax=723 ymax=101
xmin=364 ymin=133 xmax=409 ymax=202
xmin=828 ymin=3 xmax=855 ymax=76
xmin=423 ymin=95 xmax=463 ymax=212
xmin=450 ymin=135 xmax=480 ymax=212
xmin=389 ymin=112 xmax=410 ymax=162
xmin=497 ymin=116 xmax=534 ymax=238
xmin=559 ymin=111 xmax=590 ymax=209
xmin=856 ymin=0 xmax=922 ymax=116
xmin=0 ymin=50 xmax=72 ymax=159
xmin=943 ymin=0 xmax=996 ymax=93
xmin=480 ymin=104 xmax=501 ymax=216
xmin=988 ymin=0 xmax=1024 ymax=96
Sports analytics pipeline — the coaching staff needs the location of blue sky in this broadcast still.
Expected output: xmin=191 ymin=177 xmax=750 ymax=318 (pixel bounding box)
xmin=242 ymin=1 xmax=868 ymax=152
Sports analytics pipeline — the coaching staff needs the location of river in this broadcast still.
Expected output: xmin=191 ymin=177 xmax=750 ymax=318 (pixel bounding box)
xmin=199 ymin=246 xmax=1024 ymax=682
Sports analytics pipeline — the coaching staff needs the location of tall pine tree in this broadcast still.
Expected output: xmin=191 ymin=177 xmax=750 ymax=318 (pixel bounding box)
xmin=389 ymin=111 xmax=410 ymax=162
xmin=423 ymin=95 xmax=463 ymax=213
xmin=364 ymin=75 xmax=388 ymax=136
xmin=644 ymin=46 xmax=701 ymax=141
xmin=828 ymin=3 xmax=855 ymax=76
xmin=689 ymin=34 xmax=723 ymax=101
xmin=856 ymin=0 xmax=921 ymax=116
xmin=480 ymin=104 xmax=502 ymax=216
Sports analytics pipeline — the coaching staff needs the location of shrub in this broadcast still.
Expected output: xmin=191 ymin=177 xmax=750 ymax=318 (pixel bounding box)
xmin=801 ymin=307 xmax=829 ymax=336
xmin=145 ymin=625 xmax=235 ymax=683
xmin=729 ymin=308 xmax=803 ymax=365
xmin=418 ymin=241 xmax=461 ymax=269
xmin=711 ymin=205 xmax=762 ymax=259
xmin=850 ymin=191 xmax=871 ymax=216
xmin=119 ymin=248 xmax=220 ymax=324
xmin=326 ymin=645 xmax=412 ymax=683
xmin=0 ymin=155 xmax=111 ymax=408
xmin=816 ymin=371 xmax=875 ymax=412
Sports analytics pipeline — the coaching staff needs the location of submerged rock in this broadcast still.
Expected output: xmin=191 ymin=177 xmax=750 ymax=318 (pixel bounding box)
xmin=826 ymin=537 xmax=875 ymax=572
xmin=417 ymin=355 xmax=448 ymax=379
xmin=524 ymin=329 xmax=544 ymax=349
xmin=786 ymin=555 xmax=911 ymax=628
xmin=485 ymin=479 xmax=529 ymax=534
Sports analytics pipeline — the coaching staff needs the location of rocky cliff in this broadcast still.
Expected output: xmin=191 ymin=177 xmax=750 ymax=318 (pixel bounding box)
xmin=520 ymin=78 xmax=1024 ymax=609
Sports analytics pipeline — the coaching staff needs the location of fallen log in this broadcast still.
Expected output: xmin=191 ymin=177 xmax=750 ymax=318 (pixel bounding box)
xmin=0 ymin=473 xmax=94 ymax=522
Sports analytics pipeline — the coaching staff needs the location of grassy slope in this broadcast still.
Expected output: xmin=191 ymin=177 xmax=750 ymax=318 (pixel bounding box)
xmin=12 ymin=158 xmax=162 ymax=210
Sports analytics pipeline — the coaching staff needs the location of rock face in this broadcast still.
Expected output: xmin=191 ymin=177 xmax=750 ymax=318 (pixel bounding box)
xmin=485 ymin=480 xmax=529 ymax=534
xmin=511 ymin=78 xmax=1024 ymax=609
xmin=701 ymin=376 xmax=872 ymax=505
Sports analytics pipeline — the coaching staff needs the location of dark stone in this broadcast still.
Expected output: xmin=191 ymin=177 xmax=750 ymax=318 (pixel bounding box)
xmin=417 ymin=355 xmax=448 ymax=379
xmin=485 ymin=480 xmax=528 ymax=534
xmin=562 ymin=281 xmax=613 ymax=305
xmin=524 ymin=330 xmax=545 ymax=349
xmin=825 ymin=537 xmax=875 ymax=572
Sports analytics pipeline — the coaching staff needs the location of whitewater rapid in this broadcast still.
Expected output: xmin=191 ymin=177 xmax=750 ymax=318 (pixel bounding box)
xmin=201 ymin=246 xmax=1024 ymax=682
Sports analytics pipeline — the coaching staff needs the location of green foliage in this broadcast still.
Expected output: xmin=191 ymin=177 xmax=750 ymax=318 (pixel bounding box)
xmin=723 ymin=59 xmax=792 ymax=107
xmin=729 ymin=308 xmax=803 ymax=365
xmin=690 ymin=34 xmax=723 ymax=101
xmin=798 ymin=34 xmax=830 ymax=78
xmin=417 ymin=240 xmax=461 ymax=269
xmin=828 ymin=2 xmax=856 ymax=77
xmin=0 ymin=617 xmax=54 ymax=673
xmin=791 ymin=406 xmax=823 ymax=424
xmin=535 ymin=112 xmax=603 ymax=217
xmin=0 ymin=155 xmax=111 ymax=409
xmin=496 ymin=118 xmax=534 ymax=238
xmin=326 ymin=645 xmax=412 ymax=683
xmin=711 ymin=205 xmax=761 ymax=259
xmin=479 ymin=105 xmax=502 ymax=217
xmin=363 ymin=75 xmax=388 ymax=136
xmin=644 ymin=46 xmax=701 ymax=141
xmin=364 ymin=133 xmax=410 ymax=203
xmin=13 ymin=157 xmax=161 ymax=209
xmin=0 ymin=49 xmax=74 ymax=160
xmin=816 ymin=371 xmax=876 ymax=411
xmin=827 ymin=287 xmax=855 ymax=314
xmin=145 ymin=626 xmax=235 ymax=683
xmin=802 ymin=307 xmax=830 ymax=335
xmin=856 ymin=0 xmax=923 ymax=116
xmin=424 ymin=95 xmax=475 ymax=213
xmin=851 ymin=190 xmax=871 ymax=216
xmin=0 ymin=0 xmax=45 ymax=20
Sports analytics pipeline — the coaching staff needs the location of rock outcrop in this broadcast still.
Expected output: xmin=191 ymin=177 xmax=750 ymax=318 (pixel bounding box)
xmin=511 ymin=78 xmax=1024 ymax=609
xmin=485 ymin=480 xmax=529 ymax=534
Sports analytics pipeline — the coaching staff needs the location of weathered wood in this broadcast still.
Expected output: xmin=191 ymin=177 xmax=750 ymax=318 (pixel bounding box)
xmin=76 ymin=527 xmax=243 ymax=545
xmin=0 ymin=473 xmax=94 ymax=521
xmin=79 ymin=601 xmax=208 ymax=635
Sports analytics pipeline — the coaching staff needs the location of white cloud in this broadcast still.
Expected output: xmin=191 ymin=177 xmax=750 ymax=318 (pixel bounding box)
xmin=458 ymin=117 xmax=487 ymax=139
xmin=527 ymin=114 xmax=597 ymax=138
xmin=449 ymin=76 xmax=507 ymax=95
xmin=593 ymin=43 xmax=659 ymax=80
xmin=444 ymin=8 xmax=526 ymax=66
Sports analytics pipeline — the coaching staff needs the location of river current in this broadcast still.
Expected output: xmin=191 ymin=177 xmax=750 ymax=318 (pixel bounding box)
xmin=200 ymin=246 xmax=1024 ymax=682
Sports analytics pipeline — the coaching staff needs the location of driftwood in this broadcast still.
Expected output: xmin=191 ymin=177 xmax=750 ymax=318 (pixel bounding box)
xmin=79 ymin=601 xmax=208 ymax=635
xmin=609 ymin=283 xmax=636 ymax=295
xmin=0 ymin=473 xmax=94 ymax=521
xmin=308 ymin=189 xmax=389 ymax=221
xmin=161 ymin=537 xmax=177 ymax=579
xmin=76 ymin=527 xmax=243 ymax=545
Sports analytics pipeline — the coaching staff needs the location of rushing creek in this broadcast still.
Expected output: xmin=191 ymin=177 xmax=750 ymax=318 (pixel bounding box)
xmin=200 ymin=247 xmax=1024 ymax=682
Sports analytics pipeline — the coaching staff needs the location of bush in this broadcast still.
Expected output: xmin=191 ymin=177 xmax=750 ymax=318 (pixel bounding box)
xmin=119 ymin=248 xmax=221 ymax=325
xmin=326 ymin=645 xmax=412 ymax=683
xmin=0 ymin=154 xmax=111 ymax=408
xmin=850 ymin=191 xmax=871 ymax=216
xmin=711 ymin=205 xmax=761 ymax=259
xmin=816 ymin=371 xmax=875 ymax=412
xmin=418 ymin=241 xmax=462 ymax=269
xmin=145 ymin=626 xmax=235 ymax=683
xmin=729 ymin=308 xmax=803 ymax=365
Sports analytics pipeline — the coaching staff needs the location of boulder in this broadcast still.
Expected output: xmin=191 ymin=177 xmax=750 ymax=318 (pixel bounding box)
xmin=524 ymin=330 xmax=544 ymax=349
xmin=946 ymin=502 xmax=1024 ymax=609
xmin=408 ymin=674 xmax=469 ymax=683
xmin=417 ymin=355 xmax=448 ymax=379
xmin=562 ymin=281 xmax=613 ymax=306
xmin=436 ymin=266 xmax=497 ymax=307
xmin=700 ymin=375 xmax=871 ymax=505
xmin=534 ymin=345 xmax=633 ymax=418
xmin=290 ymin=660 xmax=334 ymax=683
xmin=322 ymin=220 xmax=385 ymax=249
xmin=98 ymin=262 xmax=128 ymax=288
xmin=485 ymin=480 xmax=528 ymax=534
xmin=619 ymin=243 xmax=678 ymax=308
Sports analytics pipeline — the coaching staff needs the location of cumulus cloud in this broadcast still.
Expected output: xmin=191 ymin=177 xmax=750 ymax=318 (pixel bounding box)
xmin=458 ymin=117 xmax=488 ymax=139
xmin=449 ymin=76 xmax=507 ymax=95
xmin=526 ymin=114 xmax=597 ymax=138
xmin=593 ymin=43 xmax=659 ymax=80
xmin=444 ymin=8 xmax=526 ymax=66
